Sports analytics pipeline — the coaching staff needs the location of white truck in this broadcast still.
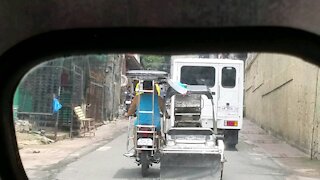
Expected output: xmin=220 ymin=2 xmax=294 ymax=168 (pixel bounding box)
xmin=170 ymin=57 xmax=244 ymax=148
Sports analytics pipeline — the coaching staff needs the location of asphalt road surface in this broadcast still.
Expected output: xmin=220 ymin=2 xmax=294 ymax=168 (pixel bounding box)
xmin=54 ymin=133 xmax=288 ymax=180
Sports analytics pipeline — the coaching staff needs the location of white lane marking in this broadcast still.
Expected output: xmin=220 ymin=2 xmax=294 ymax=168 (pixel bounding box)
xmin=96 ymin=146 xmax=112 ymax=151
xmin=70 ymin=153 xmax=80 ymax=157
xmin=248 ymin=153 xmax=264 ymax=156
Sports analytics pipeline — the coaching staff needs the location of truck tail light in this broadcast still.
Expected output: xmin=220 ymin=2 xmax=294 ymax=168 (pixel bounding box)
xmin=224 ymin=120 xmax=238 ymax=126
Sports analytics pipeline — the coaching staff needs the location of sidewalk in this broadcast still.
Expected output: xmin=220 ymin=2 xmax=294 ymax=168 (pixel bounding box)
xmin=19 ymin=118 xmax=128 ymax=178
xmin=242 ymin=118 xmax=320 ymax=180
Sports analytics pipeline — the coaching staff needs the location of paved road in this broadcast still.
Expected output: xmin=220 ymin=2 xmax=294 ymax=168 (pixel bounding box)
xmin=54 ymin=132 xmax=289 ymax=180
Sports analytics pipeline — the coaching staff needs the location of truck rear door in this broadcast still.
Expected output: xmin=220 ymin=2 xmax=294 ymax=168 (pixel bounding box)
xmin=216 ymin=64 xmax=243 ymax=129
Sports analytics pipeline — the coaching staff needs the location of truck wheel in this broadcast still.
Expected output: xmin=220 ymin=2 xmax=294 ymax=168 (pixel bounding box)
xmin=224 ymin=130 xmax=239 ymax=149
xmin=226 ymin=143 xmax=236 ymax=149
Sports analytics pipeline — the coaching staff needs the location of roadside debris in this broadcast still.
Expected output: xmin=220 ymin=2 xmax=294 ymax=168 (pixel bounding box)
xmin=15 ymin=120 xmax=55 ymax=149
xmin=15 ymin=120 xmax=32 ymax=133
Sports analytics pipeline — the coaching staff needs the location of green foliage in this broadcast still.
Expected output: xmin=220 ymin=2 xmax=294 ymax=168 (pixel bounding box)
xmin=140 ymin=55 xmax=170 ymax=71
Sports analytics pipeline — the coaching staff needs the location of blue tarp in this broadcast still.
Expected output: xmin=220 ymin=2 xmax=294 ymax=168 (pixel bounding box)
xmin=52 ymin=98 xmax=62 ymax=113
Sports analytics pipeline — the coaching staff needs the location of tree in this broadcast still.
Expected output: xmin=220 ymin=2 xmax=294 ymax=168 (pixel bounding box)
xmin=140 ymin=55 xmax=170 ymax=72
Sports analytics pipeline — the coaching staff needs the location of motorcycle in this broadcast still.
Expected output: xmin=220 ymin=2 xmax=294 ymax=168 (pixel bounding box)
xmin=124 ymin=116 xmax=161 ymax=177
xmin=124 ymin=70 xmax=168 ymax=177
xmin=135 ymin=124 xmax=161 ymax=177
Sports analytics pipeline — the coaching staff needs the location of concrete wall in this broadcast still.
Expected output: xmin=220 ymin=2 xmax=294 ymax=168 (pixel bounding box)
xmin=245 ymin=53 xmax=320 ymax=159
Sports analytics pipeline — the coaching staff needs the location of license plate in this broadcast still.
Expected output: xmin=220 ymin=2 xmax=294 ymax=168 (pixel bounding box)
xmin=137 ymin=138 xmax=153 ymax=146
xmin=125 ymin=100 xmax=131 ymax=104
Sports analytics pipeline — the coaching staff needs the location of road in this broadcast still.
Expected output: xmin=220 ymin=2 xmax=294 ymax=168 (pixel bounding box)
xmin=53 ymin=133 xmax=289 ymax=180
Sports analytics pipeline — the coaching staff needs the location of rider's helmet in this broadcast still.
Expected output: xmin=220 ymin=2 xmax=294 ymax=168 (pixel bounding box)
xmin=135 ymin=82 xmax=161 ymax=96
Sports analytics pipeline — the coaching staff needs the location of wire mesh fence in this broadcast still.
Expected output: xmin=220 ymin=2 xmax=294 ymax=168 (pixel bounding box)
xmin=15 ymin=55 xmax=121 ymax=137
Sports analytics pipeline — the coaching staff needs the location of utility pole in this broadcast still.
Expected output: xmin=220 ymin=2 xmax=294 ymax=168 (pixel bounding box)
xmin=105 ymin=55 xmax=114 ymax=121
xmin=104 ymin=55 xmax=122 ymax=121
xmin=111 ymin=56 xmax=115 ymax=121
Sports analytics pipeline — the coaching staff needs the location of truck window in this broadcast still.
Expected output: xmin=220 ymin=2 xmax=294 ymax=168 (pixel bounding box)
xmin=222 ymin=67 xmax=236 ymax=88
xmin=180 ymin=66 xmax=215 ymax=87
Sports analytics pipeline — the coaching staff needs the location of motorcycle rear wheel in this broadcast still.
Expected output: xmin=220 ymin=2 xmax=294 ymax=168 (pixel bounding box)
xmin=140 ymin=151 xmax=149 ymax=177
